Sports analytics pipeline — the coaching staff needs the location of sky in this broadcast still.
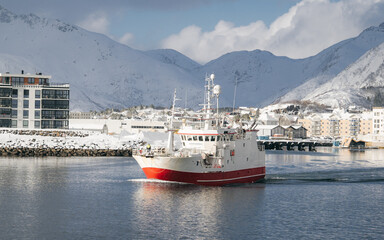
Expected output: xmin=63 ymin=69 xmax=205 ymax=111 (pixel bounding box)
xmin=1 ymin=0 xmax=384 ymax=63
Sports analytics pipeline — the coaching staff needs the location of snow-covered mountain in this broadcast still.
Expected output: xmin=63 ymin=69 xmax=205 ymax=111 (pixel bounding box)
xmin=301 ymin=41 xmax=384 ymax=108
xmin=1 ymin=4 xmax=384 ymax=111
xmin=197 ymin=50 xmax=305 ymax=107
xmin=0 ymin=5 xmax=202 ymax=111
xmin=154 ymin=23 xmax=384 ymax=108
xmin=279 ymin=22 xmax=384 ymax=105
xmin=145 ymin=49 xmax=201 ymax=73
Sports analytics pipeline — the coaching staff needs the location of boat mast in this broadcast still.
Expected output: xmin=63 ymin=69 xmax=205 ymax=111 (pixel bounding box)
xmin=204 ymin=74 xmax=215 ymax=130
xmin=167 ymin=89 xmax=178 ymax=153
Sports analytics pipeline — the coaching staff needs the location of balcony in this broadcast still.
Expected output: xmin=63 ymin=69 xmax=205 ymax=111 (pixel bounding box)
xmin=11 ymin=83 xmax=69 ymax=88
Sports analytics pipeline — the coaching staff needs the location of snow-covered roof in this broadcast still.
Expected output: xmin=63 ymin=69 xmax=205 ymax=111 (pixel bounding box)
xmin=255 ymin=125 xmax=279 ymax=130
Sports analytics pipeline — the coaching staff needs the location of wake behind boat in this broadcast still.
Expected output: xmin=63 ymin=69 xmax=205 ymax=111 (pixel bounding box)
xmin=133 ymin=74 xmax=265 ymax=186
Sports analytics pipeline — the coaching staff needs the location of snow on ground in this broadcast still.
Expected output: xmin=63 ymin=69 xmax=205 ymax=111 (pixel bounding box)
xmin=0 ymin=129 xmax=179 ymax=150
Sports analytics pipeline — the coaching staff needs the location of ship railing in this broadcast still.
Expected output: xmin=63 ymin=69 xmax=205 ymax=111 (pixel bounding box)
xmin=132 ymin=147 xmax=166 ymax=156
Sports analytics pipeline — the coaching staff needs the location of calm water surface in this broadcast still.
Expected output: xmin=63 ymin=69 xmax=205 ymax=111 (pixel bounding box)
xmin=1 ymin=148 xmax=384 ymax=239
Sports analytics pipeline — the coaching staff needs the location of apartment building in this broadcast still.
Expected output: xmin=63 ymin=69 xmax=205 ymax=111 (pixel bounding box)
xmin=298 ymin=111 xmax=372 ymax=138
xmin=0 ymin=72 xmax=70 ymax=129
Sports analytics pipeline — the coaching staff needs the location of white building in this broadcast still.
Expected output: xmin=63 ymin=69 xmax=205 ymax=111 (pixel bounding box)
xmin=373 ymin=107 xmax=384 ymax=135
xmin=0 ymin=72 xmax=70 ymax=129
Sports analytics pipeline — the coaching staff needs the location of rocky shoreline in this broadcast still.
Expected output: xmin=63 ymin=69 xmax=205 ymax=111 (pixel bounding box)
xmin=0 ymin=147 xmax=132 ymax=157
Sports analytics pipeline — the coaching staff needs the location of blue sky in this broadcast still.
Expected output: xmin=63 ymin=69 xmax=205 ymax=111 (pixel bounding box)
xmin=0 ymin=0 xmax=384 ymax=63
xmin=107 ymin=0 xmax=302 ymax=49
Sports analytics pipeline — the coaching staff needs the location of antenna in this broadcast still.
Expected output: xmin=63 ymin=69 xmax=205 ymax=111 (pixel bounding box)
xmin=213 ymin=84 xmax=221 ymax=126
xmin=233 ymin=76 xmax=238 ymax=113
xmin=185 ymin=89 xmax=188 ymax=109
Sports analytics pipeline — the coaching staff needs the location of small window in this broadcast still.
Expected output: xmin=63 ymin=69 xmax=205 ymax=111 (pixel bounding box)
xmin=35 ymin=90 xmax=41 ymax=98
xmin=193 ymin=136 xmax=197 ymax=141
xmin=23 ymin=100 xmax=29 ymax=108
xmin=217 ymin=136 xmax=221 ymax=141
xmin=23 ymin=110 xmax=29 ymax=118
xmin=23 ymin=120 xmax=28 ymax=128
xmin=205 ymin=136 xmax=209 ymax=141
xmin=28 ymin=78 xmax=34 ymax=84
xmin=12 ymin=89 xmax=18 ymax=98
xmin=11 ymin=120 xmax=17 ymax=128
xmin=199 ymin=136 xmax=203 ymax=141
xmin=24 ymin=89 xmax=29 ymax=98
xmin=12 ymin=110 xmax=17 ymax=118
xmin=35 ymin=100 xmax=40 ymax=108
xmin=187 ymin=136 xmax=192 ymax=141
xmin=12 ymin=99 xmax=17 ymax=108
xmin=35 ymin=110 xmax=40 ymax=118
xmin=211 ymin=136 xmax=216 ymax=142
xmin=34 ymin=121 xmax=40 ymax=128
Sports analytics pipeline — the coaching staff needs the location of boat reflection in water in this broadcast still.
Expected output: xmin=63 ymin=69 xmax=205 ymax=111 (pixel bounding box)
xmin=131 ymin=180 xmax=266 ymax=238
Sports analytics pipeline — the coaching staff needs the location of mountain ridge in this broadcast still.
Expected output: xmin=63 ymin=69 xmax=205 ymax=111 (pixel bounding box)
xmin=1 ymin=5 xmax=384 ymax=111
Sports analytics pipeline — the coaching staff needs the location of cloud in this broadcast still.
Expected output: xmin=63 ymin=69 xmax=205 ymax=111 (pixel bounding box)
xmin=77 ymin=12 xmax=110 ymax=35
xmin=118 ymin=32 xmax=135 ymax=45
xmin=162 ymin=0 xmax=384 ymax=63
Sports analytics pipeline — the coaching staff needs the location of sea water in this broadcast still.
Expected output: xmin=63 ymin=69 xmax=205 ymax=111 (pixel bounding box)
xmin=0 ymin=148 xmax=383 ymax=239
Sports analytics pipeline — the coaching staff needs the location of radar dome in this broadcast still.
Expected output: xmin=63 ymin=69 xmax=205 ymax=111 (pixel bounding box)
xmin=213 ymin=85 xmax=221 ymax=95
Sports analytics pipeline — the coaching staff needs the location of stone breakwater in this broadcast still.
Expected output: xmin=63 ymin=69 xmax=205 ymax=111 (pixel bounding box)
xmin=0 ymin=147 xmax=132 ymax=157
xmin=0 ymin=128 xmax=142 ymax=157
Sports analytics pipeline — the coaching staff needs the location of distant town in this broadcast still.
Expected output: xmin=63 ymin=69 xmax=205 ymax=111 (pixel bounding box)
xmin=1 ymin=71 xmax=384 ymax=149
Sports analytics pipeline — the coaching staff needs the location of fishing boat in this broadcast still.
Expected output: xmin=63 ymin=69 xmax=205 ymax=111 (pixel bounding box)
xmin=132 ymin=74 xmax=265 ymax=186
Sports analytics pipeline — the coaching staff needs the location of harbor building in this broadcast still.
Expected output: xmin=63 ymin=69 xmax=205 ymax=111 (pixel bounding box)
xmin=0 ymin=72 xmax=70 ymax=129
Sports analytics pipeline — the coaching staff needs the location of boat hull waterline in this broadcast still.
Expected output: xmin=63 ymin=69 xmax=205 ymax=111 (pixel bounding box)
xmin=142 ymin=166 xmax=265 ymax=186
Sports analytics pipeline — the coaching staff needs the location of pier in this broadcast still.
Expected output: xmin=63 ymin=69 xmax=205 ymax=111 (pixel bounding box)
xmin=259 ymin=140 xmax=332 ymax=151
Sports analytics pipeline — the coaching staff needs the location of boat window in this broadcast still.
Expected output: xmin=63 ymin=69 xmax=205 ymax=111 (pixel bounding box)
xmin=211 ymin=136 xmax=216 ymax=142
xmin=199 ymin=136 xmax=203 ymax=141
xmin=230 ymin=135 xmax=234 ymax=141
xmin=193 ymin=136 xmax=197 ymax=141
xmin=187 ymin=136 xmax=193 ymax=141
xmin=217 ymin=136 xmax=221 ymax=141
xmin=205 ymin=136 xmax=209 ymax=141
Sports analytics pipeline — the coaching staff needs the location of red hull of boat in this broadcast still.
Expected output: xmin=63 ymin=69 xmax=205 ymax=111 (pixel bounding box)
xmin=142 ymin=166 xmax=266 ymax=186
